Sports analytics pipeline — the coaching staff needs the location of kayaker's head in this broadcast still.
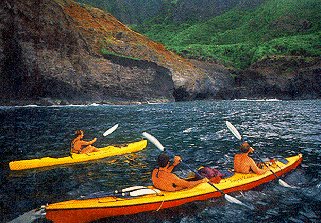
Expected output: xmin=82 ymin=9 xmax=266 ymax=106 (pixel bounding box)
xmin=75 ymin=130 xmax=84 ymax=138
xmin=240 ymin=141 xmax=254 ymax=153
xmin=157 ymin=153 xmax=170 ymax=167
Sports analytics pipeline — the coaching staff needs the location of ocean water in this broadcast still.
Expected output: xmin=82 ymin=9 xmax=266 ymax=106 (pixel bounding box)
xmin=0 ymin=100 xmax=320 ymax=223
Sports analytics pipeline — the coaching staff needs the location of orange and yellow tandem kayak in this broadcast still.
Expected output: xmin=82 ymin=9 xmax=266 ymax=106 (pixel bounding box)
xmin=9 ymin=139 xmax=147 ymax=171
xmin=45 ymin=153 xmax=302 ymax=223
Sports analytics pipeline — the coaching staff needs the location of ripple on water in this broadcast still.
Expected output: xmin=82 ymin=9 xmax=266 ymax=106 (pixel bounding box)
xmin=266 ymin=208 xmax=280 ymax=216
xmin=1 ymin=100 xmax=320 ymax=223
xmin=299 ymin=207 xmax=319 ymax=219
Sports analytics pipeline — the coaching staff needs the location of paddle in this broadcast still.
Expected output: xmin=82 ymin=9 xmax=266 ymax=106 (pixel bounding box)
xmin=8 ymin=206 xmax=46 ymax=223
xmin=142 ymin=132 xmax=251 ymax=208
xmin=79 ymin=186 xmax=160 ymax=199
xmin=225 ymin=121 xmax=298 ymax=188
xmin=103 ymin=124 xmax=119 ymax=137
xmin=70 ymin=124 xmax=119 ymax=157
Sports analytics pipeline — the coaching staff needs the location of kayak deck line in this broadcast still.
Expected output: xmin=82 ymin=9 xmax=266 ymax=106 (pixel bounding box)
xmin=9 ymin=139 xmax=148 ymax=171
xmin=47 ymin=154 xmax=302 ymax=209
xmin=221 ymin=154 xmax=302 ymax=193
xmin=45 ymin=154 xmax=302 ymax=223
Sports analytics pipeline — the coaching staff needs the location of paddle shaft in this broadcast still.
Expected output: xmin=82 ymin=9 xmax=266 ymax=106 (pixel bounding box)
xmin=79 ymin=186 xmax=151 ymax=199
xmin=166 ymin=149 xmax=226 ymax=195
xmin=250 ymin=145 xmax=295 ymax=188
xmin=253 ymin=152 xmax=279 ymax=179
xmin=225 ymin=121 xmax=283 ymax=181
xmin=183 ymin=161 xmax=225 ymax=195
xmin=142 ymin=132 xmax=249 ymax=206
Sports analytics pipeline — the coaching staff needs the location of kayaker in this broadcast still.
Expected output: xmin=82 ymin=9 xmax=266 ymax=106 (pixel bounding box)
xmin=152 ymin=153 xmax=208 ymax=191
xmin=234 ymin=141 xmax=267 ymax=174
xmin=71 ymin=130 xmax=99 ymax=154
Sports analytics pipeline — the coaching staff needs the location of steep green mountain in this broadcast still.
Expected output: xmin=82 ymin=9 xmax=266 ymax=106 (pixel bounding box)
xmin=76 ymin=0 xmax=163 ymax=24
xmin=2 ymin=0 xmax=225 ymax=104
xmin=1 ymin=0 xmax=319 ymax=104
xmin=75 ymin=0 xmax=257 ymax=24
xmin=136 ymin=0 xmax=321 ymax=69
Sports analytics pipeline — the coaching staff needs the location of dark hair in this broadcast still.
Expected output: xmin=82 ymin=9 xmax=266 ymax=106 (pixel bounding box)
xmin=240 ymin=142 xmax=251 ymax=153
xmin=75 ymin=130 xmax=84 ymax=136
xmin=157 ymin=153 xmax=170 ymax=167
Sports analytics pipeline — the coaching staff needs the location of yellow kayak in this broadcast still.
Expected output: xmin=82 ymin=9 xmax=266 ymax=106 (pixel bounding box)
xmin=45 ymin=154 xmax=302 ymax=223
xmin=9 ymin=139 xmax=147 ymax=171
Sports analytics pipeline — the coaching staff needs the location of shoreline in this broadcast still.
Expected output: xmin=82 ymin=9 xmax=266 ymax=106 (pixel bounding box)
xmin=1 ymin=97 xmax=320 ymax=107
xmin=0 ymin=98 xmax=173 ymax=107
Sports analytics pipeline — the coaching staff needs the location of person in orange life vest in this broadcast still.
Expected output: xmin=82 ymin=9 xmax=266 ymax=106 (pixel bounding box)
xmin=71 ymin=130 xmax=99 ymax=154
xmin=234 ymin=141 xmax=268 ymax=174
xmin=152 ymin=153 xmax=208 ymax=191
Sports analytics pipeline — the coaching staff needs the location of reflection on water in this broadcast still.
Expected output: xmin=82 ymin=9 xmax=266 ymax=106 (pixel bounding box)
xmin=0 ymin=100 xmax=320 ymax=222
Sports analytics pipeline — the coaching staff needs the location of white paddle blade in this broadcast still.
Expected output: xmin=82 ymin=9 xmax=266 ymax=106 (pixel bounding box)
xmin=121 ymin=186 xmax=147 ymax=192
xmin=224 ymin=194 xmax=254 ymax=210
xmin=8 ymin=208 xmax=44 ymax=223
xmin=224 ymin=194 xmax=244 ymax=205
xmin=103 ymin=124 xmax=119 ymax=136
xmin=226 ymin=121 xmax=242 ymax=140
xmin=129 ymin=188 xmax=160 ymax=197
xmin=278 ymin=179 xmax=299 ymax=189
xmin=142 ymin=132 xmax=165 ymax=151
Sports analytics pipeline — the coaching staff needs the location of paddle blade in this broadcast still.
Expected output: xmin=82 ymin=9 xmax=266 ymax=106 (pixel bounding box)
xmin=121 ymin=186 xmax=147 ymax=192
xmin=278 ymin=179 xmax=299 ymax=189
xmin=129 ymin=188 xmax=160 ymax=197
xmin=224 ymin=194 xmax=254 ymax=210
xmin=142 ymin=132 xmax=165 ymax=151
xmin=103 ymin=124 xmax=119 ymax=136
xmin=224 ymin=194 xmax=243 ymax=205
xmin=226 ymin=121 xmax=242 ymax=140
xmin=8 ymin=208 xmax=45 ymax=223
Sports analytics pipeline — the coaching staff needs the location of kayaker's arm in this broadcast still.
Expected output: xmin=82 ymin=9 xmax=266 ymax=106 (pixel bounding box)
xmin=249 ymin=158 xmax=267 ymax=175
xmin=171 ymin=175 xmax=208 ymax=190
xmin=167 ymin=155 xmax=181 ymax=172
xmin=248 ymin=147 xmax=267 ymax=174
xmin=81 ymin=138 xmax=97 ymax=146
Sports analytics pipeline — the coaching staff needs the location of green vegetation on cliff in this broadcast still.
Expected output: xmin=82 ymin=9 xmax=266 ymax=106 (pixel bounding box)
xmin=136 ymin=0 xmax=321 ymax=69
xmin=76 ymin=0 xmax=321 ymax=69
xmin=76 ymin=0 xmax=162 ymax=24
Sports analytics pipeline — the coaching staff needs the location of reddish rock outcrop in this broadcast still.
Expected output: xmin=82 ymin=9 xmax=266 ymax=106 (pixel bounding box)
xmin=0 ymin=0 xmax=231 ymax=105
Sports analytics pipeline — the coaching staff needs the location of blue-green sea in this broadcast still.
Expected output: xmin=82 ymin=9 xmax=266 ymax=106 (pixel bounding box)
xmin=0 ymin=100 xmax=320 ymax=223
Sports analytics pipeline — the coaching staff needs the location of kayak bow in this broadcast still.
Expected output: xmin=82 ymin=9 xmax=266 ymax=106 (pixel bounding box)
xmin=9 ymin=140 xmax=147 ymax=171
xmin=45 ymin=153 xmax=302 ymax=223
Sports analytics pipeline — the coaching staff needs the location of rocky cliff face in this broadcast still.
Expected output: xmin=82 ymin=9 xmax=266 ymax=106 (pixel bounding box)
xmin=235 ymin=56 xmax=321 ymax=99
xmin=0 ymin=0 xmax=232 ymax=105
xmin=1 ymin=0 xmax=317 ymax=105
